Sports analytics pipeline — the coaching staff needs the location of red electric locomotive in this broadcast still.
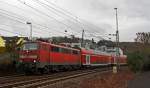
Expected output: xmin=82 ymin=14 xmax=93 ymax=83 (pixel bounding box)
xmin=19 ymin=41 xmax=81 ymax=73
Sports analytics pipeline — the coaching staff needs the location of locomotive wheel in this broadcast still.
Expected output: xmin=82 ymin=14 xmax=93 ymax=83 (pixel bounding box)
xmin=51 ymin=66 xmax=59 ymax=73
xmin=25 ymin=69 xmax=32 ymax=75
xmin=43 ymin=66 xmax=49 ymax=74
xmin=36 ymin=68 xmax=44 ymax=75
xmin=62 ymin=65 xmax=69 ymax=71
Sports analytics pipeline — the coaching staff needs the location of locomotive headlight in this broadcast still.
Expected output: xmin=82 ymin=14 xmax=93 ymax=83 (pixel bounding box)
xmin=33 ymin=60 xmax=36 ymax=63
xmin=19 ymin=60 xmax=23 ymax=63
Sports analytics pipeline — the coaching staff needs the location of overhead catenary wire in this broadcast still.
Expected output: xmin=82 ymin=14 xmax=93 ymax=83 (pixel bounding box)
xmin=0 ymin=14 xmax=65 ymax=36
xmin=38 ymin=0 xmax=89 ymax=34
xmin=0 ymin=23 xmax=46 ymax=36
xmin=0 ymin=27 xmax=42 ymax=37
xmin=0 ymin=9 xmax=26 ymax=23
xmin=31 ymin=0 xmax=103 ymax=38
xmin=0 ymin=0 xmax=104 ymax=40
xmin=0 ymin=27 xmax=27 ymax=36
xmin=18 ymin=0 xmax=98 ymax=36
xmin=1 ymin=0 xmax=99 ymax=36
xmin=33 ymin=0 xmax=83 ymax=32
xmin=0 ymin=14 xmax=66 ymax=38
xmin=0 ymin=8 xmax=72 ymax=36
xmin=0 ymin=12 xmax=25 ymax=24
xmin=0 ymin=1 xmax=78 ymax=36
xmin=0 ymin=12 xmax=51 ymax=35
xmin=44 ymin=0 xmax=75 ymax=18
xmin=17 ymin=0 xmax=81 ymax=35
xmin=44 ymin=0 xmax=103 ymax=34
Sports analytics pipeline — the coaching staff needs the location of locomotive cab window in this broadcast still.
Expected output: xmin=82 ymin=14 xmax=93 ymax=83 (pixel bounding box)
xmin=22 ymin=43 xmax=38 ymax=50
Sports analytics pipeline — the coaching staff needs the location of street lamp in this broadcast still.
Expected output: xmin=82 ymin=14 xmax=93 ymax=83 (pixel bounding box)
xmin=26 ymin=22 xmax=32 ymax=40
xmin=114 ymin=8 xmax=120 ymax=71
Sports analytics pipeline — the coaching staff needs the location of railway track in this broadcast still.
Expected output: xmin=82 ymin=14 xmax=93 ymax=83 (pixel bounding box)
xmin=0 ymin=68 xmax=95 ymax=83
xmin=0 ymin=74 xmax=24 ymax=80
xmin=0 ymin=71 xmax=80 ymax=87
xmin=0 ymin=67 xmax=112 ymax=88
xmin=0 ymin=74 xmax=41 ymax=84
xmin=35 ymin=69 xmax=112 ymax=88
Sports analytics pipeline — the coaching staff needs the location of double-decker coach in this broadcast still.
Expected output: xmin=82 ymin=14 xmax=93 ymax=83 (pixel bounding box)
xmin=81 ymin=48 xmax=112 ymax=67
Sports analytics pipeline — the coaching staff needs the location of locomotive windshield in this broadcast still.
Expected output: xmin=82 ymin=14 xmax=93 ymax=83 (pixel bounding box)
xmin=22 ymin=43 xmax=38 ymax=50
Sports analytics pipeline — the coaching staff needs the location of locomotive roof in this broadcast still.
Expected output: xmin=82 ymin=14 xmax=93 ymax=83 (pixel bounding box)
xmin=24 ymin=41 xmax=80 ymax=51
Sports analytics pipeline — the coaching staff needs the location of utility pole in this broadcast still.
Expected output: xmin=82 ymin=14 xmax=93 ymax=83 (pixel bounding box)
xmin=26 ymin=22 xmax=32 ymax=40
xmin=81 ymin=29 xmax=84 ymax=47
xmin=75 ymin=17 xmax=85 ymax=48
xmin=114 ymin=8 xmax=120 ymax=71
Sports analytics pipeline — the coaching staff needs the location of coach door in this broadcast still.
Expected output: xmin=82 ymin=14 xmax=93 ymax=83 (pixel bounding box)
xmin=85 ymin=55 xmax=90 ymax=65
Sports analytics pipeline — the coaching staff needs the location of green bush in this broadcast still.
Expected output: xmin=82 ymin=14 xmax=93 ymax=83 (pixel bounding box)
xmin=127 ymin=51 xmax=150 ymax=72
xmin=127 ymin=52 xmax=144 ymax=73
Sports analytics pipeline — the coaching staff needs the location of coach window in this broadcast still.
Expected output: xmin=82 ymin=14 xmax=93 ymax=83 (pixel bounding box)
xmin=51 ymin=46 xmax=60 ymax=52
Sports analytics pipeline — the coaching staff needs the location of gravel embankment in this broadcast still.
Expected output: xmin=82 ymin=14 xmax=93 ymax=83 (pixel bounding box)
xmin=43 ymin=68 xmax=134 ymax=88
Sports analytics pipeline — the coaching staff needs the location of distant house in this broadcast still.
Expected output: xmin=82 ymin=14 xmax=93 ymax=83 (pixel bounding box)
xmin=0 ymin=36 xmax=5 ymax=47
xmin=0 ymin=36 xmax=5 ymax=53
xmin=0 ymin=36 xmax=28 ymax=53
xmin=2 ymin=36 xmax=28 ymax=44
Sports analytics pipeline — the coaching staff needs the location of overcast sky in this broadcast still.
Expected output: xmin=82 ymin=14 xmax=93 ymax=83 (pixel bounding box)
xmin=0 ymin=0 xmax=150 ymax=42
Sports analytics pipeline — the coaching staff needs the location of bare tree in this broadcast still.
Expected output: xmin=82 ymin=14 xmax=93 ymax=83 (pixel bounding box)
xmin=135 ymin=32 xmax=150 ymax=44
